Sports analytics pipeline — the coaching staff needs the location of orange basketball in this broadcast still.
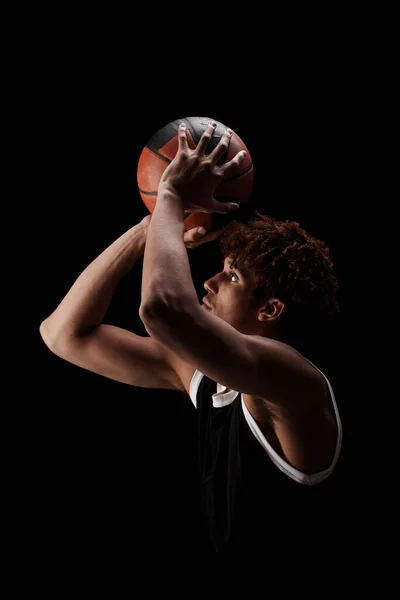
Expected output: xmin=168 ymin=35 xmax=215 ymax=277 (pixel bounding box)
xmin=137 ymin=116 xmax=254 ymax=231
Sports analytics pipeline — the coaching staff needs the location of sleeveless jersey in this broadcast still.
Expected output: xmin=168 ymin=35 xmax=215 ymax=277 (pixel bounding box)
xmin=189 ymin=359 xmax=343 ymax=560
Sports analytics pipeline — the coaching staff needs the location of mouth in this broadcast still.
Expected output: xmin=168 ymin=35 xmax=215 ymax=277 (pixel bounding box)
xmin=202 ymin=296 xmax=213 ymax=310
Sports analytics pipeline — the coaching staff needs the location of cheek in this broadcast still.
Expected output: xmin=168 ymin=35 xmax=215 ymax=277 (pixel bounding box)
xmin=228 ymin=292 xmax=245 ymax=313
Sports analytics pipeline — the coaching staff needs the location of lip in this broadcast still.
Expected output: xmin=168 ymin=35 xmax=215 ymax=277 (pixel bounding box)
xmin=202 ymin=303 xmax=212 ymax=311
xmin=202 ymin=296 xmax=213 ymax=309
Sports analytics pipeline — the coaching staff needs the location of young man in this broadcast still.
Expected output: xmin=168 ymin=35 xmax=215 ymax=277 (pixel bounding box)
xmin=40 ymin=122 xmax=342 ymax=568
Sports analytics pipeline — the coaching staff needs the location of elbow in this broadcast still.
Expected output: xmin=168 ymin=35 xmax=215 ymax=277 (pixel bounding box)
xmin=39 ymin=318 xmax=55 ymax=350
xmin=139 ymin=299 xmax=168 ymax=324
xmin=139 ymin=300 xmax=179 ymax=340
xmin=39 ymin=318 xmax=73 ymax=355
xmin=39 ymin=319 xmax=50 ymax=346
xmin=140 ymin=291 xmax=194 ymax=323
xmin=139 ymin=307 xmax=159 ymax=334
xmin=139 ymin=305 xmax=160 ymax=339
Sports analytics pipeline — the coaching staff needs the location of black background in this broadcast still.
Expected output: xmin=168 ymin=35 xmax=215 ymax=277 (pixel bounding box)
xmin=27 ymin=53 xmax=373 ymax=587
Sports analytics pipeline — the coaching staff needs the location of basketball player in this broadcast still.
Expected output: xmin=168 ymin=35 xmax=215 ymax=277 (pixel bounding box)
xmin=40 ymin=122 xmax=342 ymax=569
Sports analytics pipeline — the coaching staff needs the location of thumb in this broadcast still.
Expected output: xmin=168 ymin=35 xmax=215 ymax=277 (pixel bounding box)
xmin=212 ymin=198 xmax=240 ymax=214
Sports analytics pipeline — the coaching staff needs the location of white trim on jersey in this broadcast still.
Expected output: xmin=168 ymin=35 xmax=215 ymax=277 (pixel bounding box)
xmin=189 ymin=359 xmax=342 ymax=486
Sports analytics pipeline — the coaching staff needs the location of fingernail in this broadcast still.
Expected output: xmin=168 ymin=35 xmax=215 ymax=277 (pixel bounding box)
xmin=198 ymin=227 xmax=207 ymax=234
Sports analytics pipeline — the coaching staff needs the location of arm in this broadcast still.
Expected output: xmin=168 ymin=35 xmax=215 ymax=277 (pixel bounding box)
xmin=39 ymin=214 xmax=216 ymax=391
xmin=139 ymin=194 xmax=336 ymax=472
xmin=140 ymin=122 xmax=240 ymax=313
xmin=138 ymin=124 xmax=323 ymax=406
xmin=40 ymin=220 xmax=147 ymax=349
xmin=139 ymin=124 xmax=337 ymax=474
xmin=140 ymin=190 xmax=196 ymax=313
xmin=40 ymin=209 xmax=226 ymax=350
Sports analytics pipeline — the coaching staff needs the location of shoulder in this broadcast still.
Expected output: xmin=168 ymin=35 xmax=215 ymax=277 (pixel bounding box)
xmin=245 ymin=343 xmax=339 ymax=476
xmin=249 ymin=336 xmax=325 ymax=407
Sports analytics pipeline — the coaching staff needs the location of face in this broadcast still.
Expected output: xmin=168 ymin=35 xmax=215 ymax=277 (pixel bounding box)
xmin=202 ymin=256 xmax=263 ymax=334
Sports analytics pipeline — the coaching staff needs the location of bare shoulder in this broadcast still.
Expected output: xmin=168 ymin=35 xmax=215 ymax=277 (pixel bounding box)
xmin=244 ymin=340 xmax=330 ymax=418
xmin=244 ymin=343 xmax=338 ymax=475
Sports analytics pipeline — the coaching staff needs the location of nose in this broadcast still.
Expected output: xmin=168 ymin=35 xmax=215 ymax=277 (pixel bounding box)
xmin=204 ymin=273 xmax=219 ymax=295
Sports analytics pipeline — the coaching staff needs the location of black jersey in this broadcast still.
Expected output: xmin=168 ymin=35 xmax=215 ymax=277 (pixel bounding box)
xmin=189 ymin=359 xmax=343 ymax=563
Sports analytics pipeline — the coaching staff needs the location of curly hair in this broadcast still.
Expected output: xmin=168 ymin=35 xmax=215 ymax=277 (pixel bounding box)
xmin=218 ymin=210 xmax=340 ymax=344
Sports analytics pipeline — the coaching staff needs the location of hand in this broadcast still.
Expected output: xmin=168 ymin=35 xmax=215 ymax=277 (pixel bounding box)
xmin=140 ymin=214 xmax=228 ymax=250
xmin=183 ymin=223 xmax=230 ymax=250
xmin=158 ymin=121 xmax=247 ymax=214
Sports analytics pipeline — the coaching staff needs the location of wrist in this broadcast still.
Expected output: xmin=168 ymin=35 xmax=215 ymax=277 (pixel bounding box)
xmin=134 ymin=220 xmax=148 ymax=252
xmin=158 ymin=182 xmax=184 ymax=202
xmin=157 ymin=185 xmax=186 ymax=217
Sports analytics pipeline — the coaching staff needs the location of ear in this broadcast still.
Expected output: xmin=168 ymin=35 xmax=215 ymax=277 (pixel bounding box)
xmin=258 ymin=298 xmax=286 ymax=323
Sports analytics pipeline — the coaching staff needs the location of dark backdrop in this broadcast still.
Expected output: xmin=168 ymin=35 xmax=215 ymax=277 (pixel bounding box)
xmin=31 ymin=82 xmax=362 ymax=582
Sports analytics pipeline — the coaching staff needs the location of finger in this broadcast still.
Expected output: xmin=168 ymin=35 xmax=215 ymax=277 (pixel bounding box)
xmin=201 ymin=224 xmax=230 ymax=242
xmin=195 ymin=121 xmax=217 ymax=155
xmin=210 ymin=127 xmax=232 ymax=164
xmin=183 ymin=226 xmax=208 ymax=248
xmin=220 ymin=149 xmax=247 ymax=179
xmin=211 ymin=197 xmax=240 ymax=214
xmin=184 ymin=224 xmax=228 ymax=249
xmin=178 ymin=122 xmax=189 ymax=151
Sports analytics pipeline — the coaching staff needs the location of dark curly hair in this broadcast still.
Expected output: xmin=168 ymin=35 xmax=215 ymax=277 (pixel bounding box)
xmin=218 ymin=210 xmax=340 ymax=345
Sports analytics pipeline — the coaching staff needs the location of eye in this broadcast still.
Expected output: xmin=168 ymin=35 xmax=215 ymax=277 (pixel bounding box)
xmin=221 ymin=259 xmax=239 ymax=282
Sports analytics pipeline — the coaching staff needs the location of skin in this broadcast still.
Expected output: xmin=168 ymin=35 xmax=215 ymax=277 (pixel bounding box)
xmin=38 ymin=108 xmax=338 ymax=480
xmin=140 ymin=122 xmax=338 ymax=476
xmin=202 ymin=255 xmax=284 ymax=340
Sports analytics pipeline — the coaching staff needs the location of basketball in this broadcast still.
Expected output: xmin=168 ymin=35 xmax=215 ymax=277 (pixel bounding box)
xmin=137 ymin=116 xmax=254 ymax=232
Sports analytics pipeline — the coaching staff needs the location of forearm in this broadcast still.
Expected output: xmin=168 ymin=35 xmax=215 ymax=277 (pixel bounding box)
xmin=140 ymin=189 xmax=198 ymax=314
xmin=41 ymin=222 xmax=146 ymax=344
